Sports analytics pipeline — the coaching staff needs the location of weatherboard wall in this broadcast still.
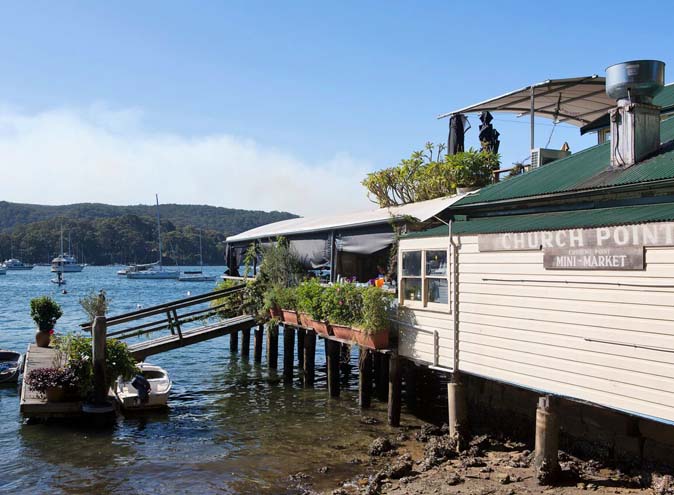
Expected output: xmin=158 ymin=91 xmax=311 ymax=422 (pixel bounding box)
xmin=397 ymin=228 xmax=674 ymax=424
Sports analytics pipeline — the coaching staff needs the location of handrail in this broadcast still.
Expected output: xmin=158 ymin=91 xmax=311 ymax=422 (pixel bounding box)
xmin=80 ymin=284 xmax=246 ymax=330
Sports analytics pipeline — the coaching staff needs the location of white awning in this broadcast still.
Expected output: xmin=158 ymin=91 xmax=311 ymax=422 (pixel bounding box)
xmin=438 ymin=75 xmax=614 ymax=126
xmin=226 ymin=194 xmax=471 ymax=243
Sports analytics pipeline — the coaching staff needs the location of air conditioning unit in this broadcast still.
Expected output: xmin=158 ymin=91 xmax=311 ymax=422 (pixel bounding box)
xmin=530 ymin=148 xmax=571 ymax=168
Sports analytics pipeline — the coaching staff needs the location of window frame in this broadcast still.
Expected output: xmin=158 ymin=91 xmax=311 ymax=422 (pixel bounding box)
xmin=399 ymin=246 xmax=451 ymax=311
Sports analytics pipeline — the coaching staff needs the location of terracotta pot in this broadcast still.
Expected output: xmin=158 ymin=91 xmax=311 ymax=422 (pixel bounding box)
xmin=46 ymin=387 xmax=65 ymax=402
xmin=331 ymin=323 xmax=354 ymax=341
xmin=352 ymin=327 xmax=389 ymax=349
xmin=269 ymin=307 xmax=283 ymax=320
xmin=309 ymin=318 xmax=332 ymax=336
xmin=35 ymin=329 xmax=51 ymax=348
xmin=281 ymin=309 xmax=299 ymax=326
xmin=299 ymin=312 xmax=312 ymax=328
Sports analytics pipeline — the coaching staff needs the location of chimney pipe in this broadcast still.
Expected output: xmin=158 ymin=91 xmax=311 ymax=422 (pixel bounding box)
xmin=606 ymin=60 xmax=665 ymax=169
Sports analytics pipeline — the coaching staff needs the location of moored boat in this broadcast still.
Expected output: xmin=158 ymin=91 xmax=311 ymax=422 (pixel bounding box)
xmin=0 ymin=350 xmax=23 ymax=384
xmin=113 ymin=363 xmax=172 ymax=409
xmin=3 ymin=258 xmax=34 ymax=270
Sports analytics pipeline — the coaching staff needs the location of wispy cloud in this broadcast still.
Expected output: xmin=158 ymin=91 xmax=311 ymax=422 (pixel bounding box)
xmin=0 ymin=104 xmax=375 ymax=216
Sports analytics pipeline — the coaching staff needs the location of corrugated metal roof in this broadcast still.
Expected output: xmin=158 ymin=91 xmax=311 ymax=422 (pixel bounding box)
xmin=455 ymin=117 xmax=674 ymax=207
xmin=226 ymin=193 xmax=474 ymax=243
xmin=404 ymin=202 xmax=674 ymax=238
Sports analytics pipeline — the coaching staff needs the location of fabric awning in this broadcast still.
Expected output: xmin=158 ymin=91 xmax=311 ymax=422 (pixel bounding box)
xmin=439 ymin=76 xmax=614 ymax=126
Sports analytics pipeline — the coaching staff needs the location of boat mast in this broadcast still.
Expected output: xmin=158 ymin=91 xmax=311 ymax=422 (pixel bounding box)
xmin=199 ymin=230 xmax=204 ymax=270
xmin=156 ymin=194 xmax=163 ymax=271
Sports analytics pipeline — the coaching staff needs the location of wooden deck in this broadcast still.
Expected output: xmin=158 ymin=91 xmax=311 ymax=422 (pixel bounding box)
xmin=20 ymin=344 xmax=83 ymax=418
xmin=128 ymin=314 xmax=256 ymax=361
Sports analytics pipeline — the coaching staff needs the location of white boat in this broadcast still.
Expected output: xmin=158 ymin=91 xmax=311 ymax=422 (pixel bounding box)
xmin=3 ymin=258 xmax=34 ymax=270
xmin=51 ymin=230 xmax=84 ymax=273
xmin=113 ymin=363 xmax=171 ymax=410
xmin=0 ymin=350 xmax=22 ymax=384
xmin=0 ymin=266 xmax=6 ymax=275
xmin=127 ymin=195 xmax=179 ymax=280
xmin=179 ymin=231 xmax=216 ymax=282
xmin=118 ymin=262 xmax=157 ymax=276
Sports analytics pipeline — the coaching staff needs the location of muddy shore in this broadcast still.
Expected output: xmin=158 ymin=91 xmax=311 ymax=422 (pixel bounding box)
xmin=286 ymin=422 xmax=674 ymax=495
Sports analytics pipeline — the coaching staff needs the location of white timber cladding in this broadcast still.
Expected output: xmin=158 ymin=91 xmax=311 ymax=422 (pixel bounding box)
xmin=398 ymin=226 xmax=674 ymax=423
xmin=397 ymin=236 xmax=453 ymax=369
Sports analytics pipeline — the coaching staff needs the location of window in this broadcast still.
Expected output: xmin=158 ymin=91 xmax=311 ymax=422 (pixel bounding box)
xmin=400 ymin=248 xmax=450 ymax=308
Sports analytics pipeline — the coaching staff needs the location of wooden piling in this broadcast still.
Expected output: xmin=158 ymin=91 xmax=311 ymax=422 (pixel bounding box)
xmin=230 ymin=330 xmax=239 ymax=353
xmin=241 ymin=328 xmax=251 ymax=357
xmin=92 ymin=316 xmax=108 ymax=405
xmin=375 ymin=353 xmax=389 ymax=402
xmin=404 ymin=361 xmax=417 ymax=412
xmin=303 ymin=331 xmax=316 ymax=387
xmin=358 ymin=348 xmax=372 ymax=409
xmin=297 ymin=329 xmax=305 ymax=374
xmin=326 ymin=339 xmax=340 ymax=397
xmin=534 ymin=396 xmax=560 ymax=484
xmin=283 ymin=326 xmax=295 ymax=383
xmin=267 ymin=324 xmax=278 ymax=369
xmin=340 ymin=343 xmax=351 ymax=384
xmin=388 ymin=352 xmax=402 ymax=427
xmin=254 ymin=324 xmax=264 ymax=363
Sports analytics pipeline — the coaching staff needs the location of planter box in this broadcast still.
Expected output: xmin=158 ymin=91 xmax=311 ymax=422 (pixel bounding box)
xmin=299 ymin=312 xmax=312 ymax=328
xmin=281 ymin=309 xmax=299 ymax=326
xmin=269 ymin=307 xmax=283 ymax=320
xmin=308 ymin=318 xmax=332 ymax=336
xmin=331 ymin=323 xmax=354 ymax=341
xmin=352 ymin=327 xmax=389 ymax=349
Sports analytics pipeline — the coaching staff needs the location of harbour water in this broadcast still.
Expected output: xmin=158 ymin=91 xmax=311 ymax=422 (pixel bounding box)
xmin=0 ymin=266 xmax=415 ymax=494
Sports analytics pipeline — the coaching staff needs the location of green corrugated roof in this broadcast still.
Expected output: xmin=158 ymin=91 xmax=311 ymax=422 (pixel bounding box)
xmin=455 ymin=117 xmax=674 ymax=207
xmin=404 ymin=202 xmax=674 ymax=238
xmin=654 ymin=83 xmax=674 ymax=111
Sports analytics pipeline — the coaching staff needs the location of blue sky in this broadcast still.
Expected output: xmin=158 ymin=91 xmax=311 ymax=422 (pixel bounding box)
xmin=0 ymin=1 xmax=672 ymax=215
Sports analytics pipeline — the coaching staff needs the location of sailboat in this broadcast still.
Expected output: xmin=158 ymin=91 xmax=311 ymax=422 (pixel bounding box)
xmin=127 ymin=195 xmax=180 ymax=280
xmin=51 ymin=229 xmax=84 ymax=273
xmin=179 ymin=231 xmax=216 ymax=282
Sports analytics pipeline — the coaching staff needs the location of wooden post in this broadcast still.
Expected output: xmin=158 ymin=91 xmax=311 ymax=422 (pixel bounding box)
xmin=388 ymin=352 xmax=402 ymax=427
xmin=375 ymin=353 xmax=389 ymax=402
xmin=297 ymin=329 xmax=305 ymax=375
xmin=534 ymin=396 xmax=560 ymax=484
xmin=358 ymin=348 xmax=372 ymax=409
xmin=254 ymin=324 xmax=264 ymax=363
xmin=303 ymin=331 xmax=316 ymax=387
xmin=92 ymin=316 xmax=108 ymax=405
xmin=405 ymin=361 xmax=417 ymax=412
xmin=241 ymin=327 xmax=251 ymax=357
xmin=340 ymin=343 xmax=351 ymax=383
xmin=267 ymin=324 xmax=278 ymax=369
xmin=230 ymin=330 xmax=239 ymax=353
xmin=448 ymin=373 xmax=469 ymax=451
xmin=283 ymin=326 xmax=295 ymax=383
xmin=326 ymin=339 xmax=340 ymax=397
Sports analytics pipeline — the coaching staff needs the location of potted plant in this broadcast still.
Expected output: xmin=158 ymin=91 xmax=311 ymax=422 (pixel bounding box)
xmin=297 ymin=279 xmax=331 ymax=336
xmin=30 ymin=296 xmax=63 ymax=347
xmin=26 ymin=367 xmax=80 ymax=402
xmin=276 ymin=286 xmax=299 ymax=325
xmin=446 ymin=150 xmax=499 ymax=193
xmin=80 ymin=289 xmax=108 ymax=322
xmin=323 ymin=283 xmax=360 ymax=340
xmin=263 ymin=285 xmax=284 ymax=320
xmin=351 ymin=286 xmax=394 ymax=349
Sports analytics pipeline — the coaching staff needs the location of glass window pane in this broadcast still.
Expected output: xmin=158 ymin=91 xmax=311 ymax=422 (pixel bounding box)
xmin=425 ymin=250 xmax=447 ymax=276
xmin=402 ymin=251 xmax=421 ymax=276
xmin=403 ymin=278 xmax=422 ymax=301
xmin=427 ymin=279 xmax=449 ymax=304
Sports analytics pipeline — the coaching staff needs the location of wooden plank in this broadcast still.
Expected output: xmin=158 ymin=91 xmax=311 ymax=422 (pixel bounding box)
xmin=20 ymin=345 xmax=82 ymax=417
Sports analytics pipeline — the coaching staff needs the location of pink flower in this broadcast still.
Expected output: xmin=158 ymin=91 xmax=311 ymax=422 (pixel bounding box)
xmin=49 ymin=329 xmax=55 ymax=335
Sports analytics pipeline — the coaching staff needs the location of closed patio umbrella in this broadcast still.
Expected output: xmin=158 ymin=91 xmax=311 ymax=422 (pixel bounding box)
xmin=447 ymin=113 xmax=470 ymax=155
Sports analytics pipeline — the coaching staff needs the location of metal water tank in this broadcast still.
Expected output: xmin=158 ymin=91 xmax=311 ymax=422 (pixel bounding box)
xmin=605 ymin=60 xmax=665 ymax=103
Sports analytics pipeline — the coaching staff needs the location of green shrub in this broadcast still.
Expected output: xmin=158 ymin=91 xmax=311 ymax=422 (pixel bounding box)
xmin=322 ymin=283 xmax=362 ymax=326
xmin=275 ymin=286 xmax=298 ymax=311
xmin=30 ymin=296 xmax=63 ymax=331
xmin=356 ymin=286 xmax=395 ymax=334
xmin=296 ymin=279 xmax=327 ymax=320
xmin=80 ymin=290 xmax=108 ymax=322
xmin=447 ymin=150 xmax=499 ymax=188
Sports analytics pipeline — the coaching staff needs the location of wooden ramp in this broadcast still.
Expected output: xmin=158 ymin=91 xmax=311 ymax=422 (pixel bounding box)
xmin=20 ymin=344 xmax=82 ymax=418
xmin=128 ymin=314 xmax=255 ymax=361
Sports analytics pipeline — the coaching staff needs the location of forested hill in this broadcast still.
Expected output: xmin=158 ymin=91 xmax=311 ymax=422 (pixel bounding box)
xmin=0 ymin=202 xmax=297 ymax=265
xmin=0 ymin=201 xmax=296 ymax=235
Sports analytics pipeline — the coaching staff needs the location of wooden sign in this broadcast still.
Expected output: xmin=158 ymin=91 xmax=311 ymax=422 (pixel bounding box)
xmin=478 ymin=222 xmax=674 ymax=252
xmin=543 ymin=246 xmax=644 ymax=270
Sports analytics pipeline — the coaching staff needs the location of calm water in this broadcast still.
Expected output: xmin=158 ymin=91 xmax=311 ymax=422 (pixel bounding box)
xmin=0 ymin=266 xmax=415 ymax=495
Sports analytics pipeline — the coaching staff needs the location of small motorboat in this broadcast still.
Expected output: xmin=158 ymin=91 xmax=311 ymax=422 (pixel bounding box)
xmin=0 ymin=350 xmax=23 ymax=384
xmin=114 ymin=363 xmax=171 ymax=410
